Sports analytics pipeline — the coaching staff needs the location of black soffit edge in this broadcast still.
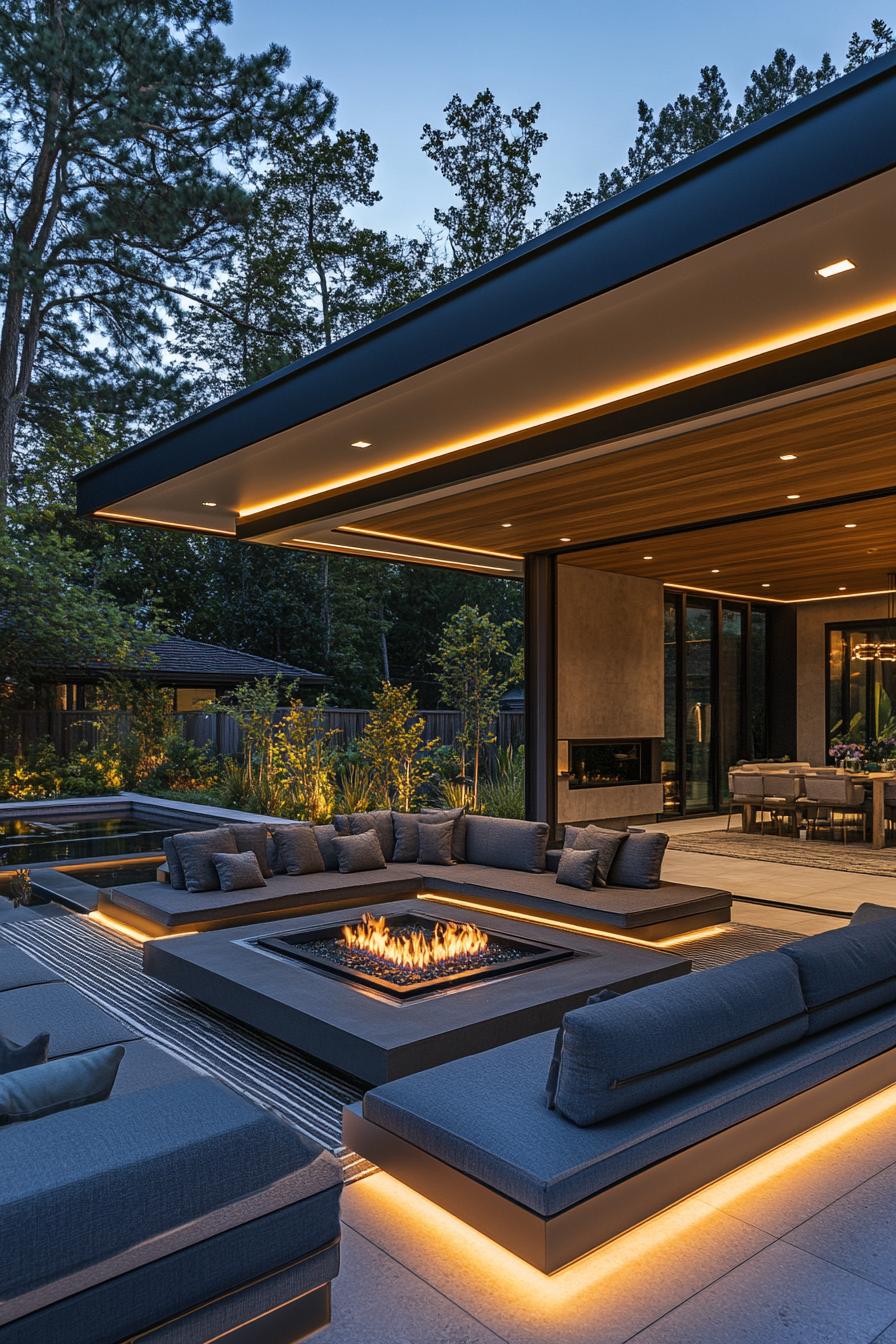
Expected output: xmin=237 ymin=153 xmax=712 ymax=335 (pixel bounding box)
xmin=76 ymin=51 xmax=896 ymax=518
xmin=236 ymin=323 xmax=896 ymax=539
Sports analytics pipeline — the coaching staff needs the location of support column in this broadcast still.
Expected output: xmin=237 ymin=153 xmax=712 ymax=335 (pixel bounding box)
xmin=524 ymin=553 xmax=557 ymax=834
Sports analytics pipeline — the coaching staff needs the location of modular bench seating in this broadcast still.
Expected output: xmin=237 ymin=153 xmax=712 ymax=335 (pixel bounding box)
xmin=344 ymin=903 xmax=896 ymax=1273
xmin=0 ymin=941 xmax=342 ymax=1344
xmin=98 ymin=812 xmax=731 ymax=941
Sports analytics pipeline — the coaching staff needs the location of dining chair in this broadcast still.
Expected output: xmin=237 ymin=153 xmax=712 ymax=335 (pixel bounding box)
xmin=761 ymin=773 xmax=805 ymax=837
xmin=802 ymin=774 xmax=867 ymax=843
xmin=727 ymin=770 xmax=767 ymax=831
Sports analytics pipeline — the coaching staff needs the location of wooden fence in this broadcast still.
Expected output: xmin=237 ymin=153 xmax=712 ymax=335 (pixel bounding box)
xmin=2 ymin=707 xmax=524 ymax=762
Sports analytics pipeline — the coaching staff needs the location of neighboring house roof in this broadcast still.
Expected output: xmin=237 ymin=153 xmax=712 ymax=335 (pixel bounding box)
xmin=57 ymin=636 xmax=329 ymax=686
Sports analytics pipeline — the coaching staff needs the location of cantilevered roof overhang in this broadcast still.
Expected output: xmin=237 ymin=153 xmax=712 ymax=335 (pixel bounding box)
xmin=77 ymin=52 xmax=896 ymax=591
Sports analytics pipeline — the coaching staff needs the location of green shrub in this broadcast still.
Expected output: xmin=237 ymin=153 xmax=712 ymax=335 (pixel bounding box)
xmin=479 ymin=746 xmax=525 ymax=819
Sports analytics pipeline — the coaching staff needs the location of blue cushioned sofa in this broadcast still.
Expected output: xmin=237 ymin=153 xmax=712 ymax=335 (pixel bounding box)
xmin=344 ymin=904 xmax=896 ymax=1273
xmin=0 ymin=942 xmax=342 ymax=1343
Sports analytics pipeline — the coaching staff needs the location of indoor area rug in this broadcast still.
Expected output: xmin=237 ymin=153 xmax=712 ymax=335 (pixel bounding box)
xmin=0 ymin=915 xmax=374 ymax=1182
xmin=669 ymin=829 xmax=896 ymax=876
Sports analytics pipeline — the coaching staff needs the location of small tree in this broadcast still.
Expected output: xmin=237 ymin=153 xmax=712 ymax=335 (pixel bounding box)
xmin=358 ymin=682 xmax=438 ymax=812
xmin=273 ymin=696 xmax=340 ymax=823
xmin=211 ymin=677 xmax=281 ymax=799
xmin=435 ymin=606 xmax=519 ymax=810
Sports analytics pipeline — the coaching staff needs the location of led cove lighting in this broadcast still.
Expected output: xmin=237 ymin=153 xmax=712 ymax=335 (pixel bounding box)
xmin=336 ymin=525 xmax=521 ymax=560
xmin=236 ymin=296 xmax=896 ymax=521
xmin=287 ymin=538 xmax=516 ymax=574
xmin=816 ymin=258 xmax=856 ymax=278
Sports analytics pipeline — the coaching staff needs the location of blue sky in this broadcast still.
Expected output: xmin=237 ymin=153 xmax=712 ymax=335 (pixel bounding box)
xmin=227 ymin=1 xmax=886 ymax=238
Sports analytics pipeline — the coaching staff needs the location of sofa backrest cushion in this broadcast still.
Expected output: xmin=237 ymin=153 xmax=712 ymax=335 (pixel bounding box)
xmin=551 ymin=951 xmax=807 ymax=1125
xmin=464 ymin=815 xmax=549 ymax=873
xmin=420 ymin=806 xmax=467 ymax=861
xmin=227 ymin=822 xmax=273 ymax=878
xmin=162 ymin=836 xmax=186 ymax=890
xmin=313 ymin=823 xmax=340 ymax=871
xmin=607 ymin=831 xmax=669 ymax=889
xmin=0 ymin=1031 xmax=49 ymax=1076
xmin=346 ymin=810 xmax=396 ymax=862
xmin=779 ymin=919 xmax=896 ymax=1034
xmin=171 ymin=828 xmax=237 ymax=892
xmin=0 ymin=1044 xmax=124 ymax=1126
xmin=850 ymin=902 xmax=896 ymax=926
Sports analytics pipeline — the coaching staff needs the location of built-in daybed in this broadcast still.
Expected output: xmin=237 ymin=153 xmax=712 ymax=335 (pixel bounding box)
xmin=97 ymin=812 xmax=731 ymax=941
xmin=344 ymin=904 xmax=896 ymax=1273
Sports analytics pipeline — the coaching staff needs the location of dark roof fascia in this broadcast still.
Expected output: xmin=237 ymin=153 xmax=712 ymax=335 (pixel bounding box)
xmin=76 ymin=52 xmax=896 ymax=517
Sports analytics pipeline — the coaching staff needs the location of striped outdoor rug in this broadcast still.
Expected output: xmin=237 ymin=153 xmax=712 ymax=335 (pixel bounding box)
xmin=0 ymin=915 xmax=374 ymax=1183
xmin=669 ymin=828 xmax=896 ymax=876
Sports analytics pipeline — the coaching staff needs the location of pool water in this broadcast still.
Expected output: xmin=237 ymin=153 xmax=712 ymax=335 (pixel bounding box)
xmin=56 ymin=862 xmax=162 ymax=889
xmin=0 ymin=811 xmax=207 ymax=867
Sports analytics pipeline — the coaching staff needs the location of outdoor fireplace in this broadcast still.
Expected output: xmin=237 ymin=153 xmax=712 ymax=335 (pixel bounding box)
xmin=566 ymin=739 xmax=654 ymax=789
xmin=257 ymin=911 xmax=572 ymax=1000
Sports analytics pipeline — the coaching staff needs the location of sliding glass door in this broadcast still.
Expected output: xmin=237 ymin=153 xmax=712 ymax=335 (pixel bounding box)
xmin=663 ymin=591 xmax=769 ymax=815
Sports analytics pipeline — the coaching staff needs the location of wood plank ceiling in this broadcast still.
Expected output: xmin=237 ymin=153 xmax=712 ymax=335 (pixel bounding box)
xmin=349 ymin=371 xmax=896 ymax=600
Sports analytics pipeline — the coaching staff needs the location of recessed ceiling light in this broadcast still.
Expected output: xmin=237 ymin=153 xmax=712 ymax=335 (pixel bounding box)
xmin=350 ymin=440 xmax=372 ymax=448
xmin=711 ymin=568 xmax=720 ymax=574
xmin=643 ymin=554 xmax=653 ymax=560
xmin=501 ymin=522 xmax=513 ymax=528
xmin=201 ymin=501 xmax=217 ymax=508
xmin=844 ymin=522 xmax=858 ymax=529
xmin=762 ymin=583 xmax=771 ymax=588
xmin=839 ymin=586 xmax=847 ymax=591
xmin=559 ymin=536 xmax=571 ymax=542
xmin=816 ymin=258 xmax=856 ymax=279
xmin=779 ymin=453 xmax=797 ymax=461
xmin=786 ymin=494 xmax=801 ymax=500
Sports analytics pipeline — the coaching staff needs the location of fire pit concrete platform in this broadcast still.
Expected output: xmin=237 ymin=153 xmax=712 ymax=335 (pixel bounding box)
xmin=143 ymin=900 xmax=691 ymax=1084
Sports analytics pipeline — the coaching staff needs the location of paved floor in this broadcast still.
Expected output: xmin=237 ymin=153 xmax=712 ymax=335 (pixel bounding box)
xmin=318 ymin=821 xmax=896 ymax=1344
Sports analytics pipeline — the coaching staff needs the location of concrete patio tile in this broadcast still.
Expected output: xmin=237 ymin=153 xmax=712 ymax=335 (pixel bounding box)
xmin=784 ymin=1162 xmax=896 ymax=1292
xmin=341 ymin=1175 xmax=771 ymax=1344
xmin=697 ymin=1105 xmax=896 ymax=1237
xmin=624 ymin=1242 xmax=896 ymax=1344
xmin=318 ymin=1226 xmax=510 ymax=1344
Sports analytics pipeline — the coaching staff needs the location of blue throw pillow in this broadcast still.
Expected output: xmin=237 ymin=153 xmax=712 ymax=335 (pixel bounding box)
xmin=0 ymin=1032 xmax=49 ymax=1075
xmin=0 ymin=1044 xmax=124 ymax=1125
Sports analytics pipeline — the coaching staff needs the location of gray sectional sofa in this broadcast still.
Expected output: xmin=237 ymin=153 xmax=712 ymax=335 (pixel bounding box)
xmin=344 ymin=904 xmax=896 ymax=1273
xmin=98 ymin=812 xmax=731 ymax=941
xmin=0 ymin=941 xmax=342 ymax=1343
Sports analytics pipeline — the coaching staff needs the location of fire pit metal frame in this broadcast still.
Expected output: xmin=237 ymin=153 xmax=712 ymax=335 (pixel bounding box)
xmin=256 ymin=913 xmax=574 ymax=1000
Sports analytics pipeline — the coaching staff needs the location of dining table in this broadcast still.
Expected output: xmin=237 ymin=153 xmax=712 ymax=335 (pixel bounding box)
xmin=741 ymin=770 xmax=895 ymax=849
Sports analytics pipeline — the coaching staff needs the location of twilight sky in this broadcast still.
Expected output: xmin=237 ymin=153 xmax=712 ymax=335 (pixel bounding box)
xmin=227 ymin=1 xmax=885 ymax=237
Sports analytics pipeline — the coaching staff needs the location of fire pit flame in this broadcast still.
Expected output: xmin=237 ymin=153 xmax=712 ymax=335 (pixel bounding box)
xmin=340 ymin=911 xmax=489 ymax=971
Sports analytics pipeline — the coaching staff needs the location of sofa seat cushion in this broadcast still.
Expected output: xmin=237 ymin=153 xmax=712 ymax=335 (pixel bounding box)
xmin=362 ymin=999 xmax=896 ymax=1217
xmin=103 ymin=869 xmax=423 ymax=930
xmin=463 ymin=815 xmax=549 ymax=872
xmin=0 ymin=944 xmax=61 ymax=992
xmin=411 ymin=866 xmax=728 ymax=928
xmin=0 ymin=1073 xmax=341 ymax=1311
xmin=552 ymin=951 xmax=807 ymax=1124
xmin=0 ymin=982 xmax=140 ymax=1057
xmin=779 ymin=919 xmax=896 ymax=1034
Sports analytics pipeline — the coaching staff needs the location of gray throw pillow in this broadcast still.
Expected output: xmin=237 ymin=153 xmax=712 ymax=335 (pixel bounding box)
xmin=420 ymin=806 xmax=467 ymax=861
xmin=348 ymin=810 xmax=395 ymax=861
xmin=228 ymin=822 xmax=273 ymax=878
xmin=0 ymin=1044 xmax=124 ymax=1126
xmin=417 ymin=818 xmax=455 ymax=865
xmin=571 ymin=826 xmax=627 ymax=886
xmin=391 ymin=812 xmax=421 ymax=862
xmin=211 ymin=851 xmax=266 ymax=892
xmin=313 ymin=824 xmax=340 ymax=871
xmin=463 ymin=815 xmax=549 ymax=873
xmin=172 ymin=828 xmax=237 ymax=892
xmin=162 ymin=836 xmax=186 ymax=890
xmin=545 ymin=989 xmax=618 ymax=1110
xmin=608 ymin=831 xmax=669 ymax=889
xmin=273 ymin=825 xmax=325 ymax=876
xmin=0 ymin=1032 xmax=49 ymax=1076
xmin=332 ymin=830 xmax=386 ymax=874
xmin=266 ymin=824 xmax=310 ymax=874
xmin=556 ymin=847 xmax=598 ymax=890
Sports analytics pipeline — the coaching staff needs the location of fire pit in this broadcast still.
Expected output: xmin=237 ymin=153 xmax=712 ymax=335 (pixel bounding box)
xmin=257 ymin=910 xmax=572 ymax=1000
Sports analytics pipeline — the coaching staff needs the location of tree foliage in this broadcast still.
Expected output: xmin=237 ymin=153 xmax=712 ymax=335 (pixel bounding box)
xmin=358 ymin=682 xmax=438 ymax=811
